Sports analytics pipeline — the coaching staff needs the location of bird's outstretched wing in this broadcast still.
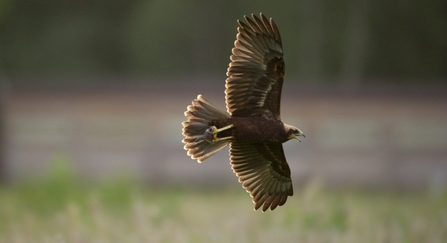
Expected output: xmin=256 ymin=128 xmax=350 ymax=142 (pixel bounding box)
xmin=225 ymin=13 xmax=285 ymax=120
xmin=230 ymin=141 xmax=293 ymax=211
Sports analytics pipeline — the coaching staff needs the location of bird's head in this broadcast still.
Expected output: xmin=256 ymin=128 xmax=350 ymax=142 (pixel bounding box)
xmin=284 ymin=124 xmax=306 ymax=142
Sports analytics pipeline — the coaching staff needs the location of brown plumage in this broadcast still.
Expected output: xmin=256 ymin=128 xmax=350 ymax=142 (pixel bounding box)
xmin=182 ymin=13 xmax=305 ymax=211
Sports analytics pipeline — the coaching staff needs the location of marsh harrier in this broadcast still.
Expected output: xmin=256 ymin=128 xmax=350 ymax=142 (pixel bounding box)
xmin=182 ymin=13 xmax=305 ymax=211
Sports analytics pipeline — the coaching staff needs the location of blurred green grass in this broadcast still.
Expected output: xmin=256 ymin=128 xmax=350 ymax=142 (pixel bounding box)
xmin=0 ymin=161 xmax=446 ymax=243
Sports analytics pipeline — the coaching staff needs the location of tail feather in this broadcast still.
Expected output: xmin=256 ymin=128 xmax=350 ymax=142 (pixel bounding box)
xmin=182 ymin=95 xmax=231 ymax=162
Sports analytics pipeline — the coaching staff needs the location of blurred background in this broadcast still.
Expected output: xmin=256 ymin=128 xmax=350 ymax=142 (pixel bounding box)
xmin=0 ymin=0 xmax=447 ymax=190
xmin=1 ymin=1 xmax=447 ymax=241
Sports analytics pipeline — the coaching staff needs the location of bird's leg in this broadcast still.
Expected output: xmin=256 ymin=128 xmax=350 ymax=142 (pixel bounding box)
xmin=195 ymin=124 xmax=234 ymax=143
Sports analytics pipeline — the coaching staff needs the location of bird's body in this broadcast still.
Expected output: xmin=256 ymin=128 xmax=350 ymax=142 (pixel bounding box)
xmin=182 ymin=13 xmax=305 ymax=211
xmin=209 ymin=117 xmax=290 ymax=143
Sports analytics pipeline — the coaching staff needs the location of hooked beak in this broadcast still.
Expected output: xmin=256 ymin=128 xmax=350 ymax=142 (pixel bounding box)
xmin=295 ymin=131 xmax=306 ymax=142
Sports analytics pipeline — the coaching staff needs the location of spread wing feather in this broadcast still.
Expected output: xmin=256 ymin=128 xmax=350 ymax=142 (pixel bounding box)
xmin=230 ymin=141 xmax=293 ymax=211
xmin=225 ymin=13 xmax=285 ymax=120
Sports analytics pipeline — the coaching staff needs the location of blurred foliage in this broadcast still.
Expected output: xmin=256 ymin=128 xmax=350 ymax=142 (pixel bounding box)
xmin=1 ymin=155 xmax=139 ymax=215
xmin=0 ymin=166 xmax=446 ymax=242
xmin=0 ymin=0 xmax=446 ymax=85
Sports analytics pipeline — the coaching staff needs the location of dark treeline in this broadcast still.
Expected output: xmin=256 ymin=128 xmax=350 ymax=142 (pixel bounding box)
xmin=1 ymin=0 xmax=446 ymax=86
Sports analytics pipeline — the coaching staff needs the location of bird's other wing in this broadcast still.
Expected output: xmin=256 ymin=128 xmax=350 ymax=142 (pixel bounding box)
xmin=225 ymin=13 xmax=284 ymax=120
xmin=230 ymin=141 xmax=293 ymax=211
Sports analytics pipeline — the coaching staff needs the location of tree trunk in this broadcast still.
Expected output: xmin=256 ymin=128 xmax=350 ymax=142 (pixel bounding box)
xmin=298 ymin=0 xmax=325 ymax=82
xmin=0 ymin=77 xmax=9 ymax=183
xmin=340 ymin=0 xmax=370 ymax=89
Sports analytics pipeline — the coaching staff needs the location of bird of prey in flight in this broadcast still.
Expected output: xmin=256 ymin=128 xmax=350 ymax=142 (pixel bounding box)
xmin=182 ymin=13 xmax=305 ymax=211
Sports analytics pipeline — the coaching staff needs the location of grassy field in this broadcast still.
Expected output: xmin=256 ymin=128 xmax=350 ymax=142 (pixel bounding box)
xmin=0 ymin=163 xmax=446 ymax=243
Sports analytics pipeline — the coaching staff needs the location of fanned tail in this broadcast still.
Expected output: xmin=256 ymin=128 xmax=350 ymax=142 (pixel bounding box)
xmin=182 ymin=95 xmax=231 ymax=162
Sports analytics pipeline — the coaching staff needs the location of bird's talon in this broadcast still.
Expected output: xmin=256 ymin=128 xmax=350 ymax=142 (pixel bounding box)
xmin=195 ymin=125 xmax=234 ymax=143
xmin=194 ymin=126 xmax=218 ymax=143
